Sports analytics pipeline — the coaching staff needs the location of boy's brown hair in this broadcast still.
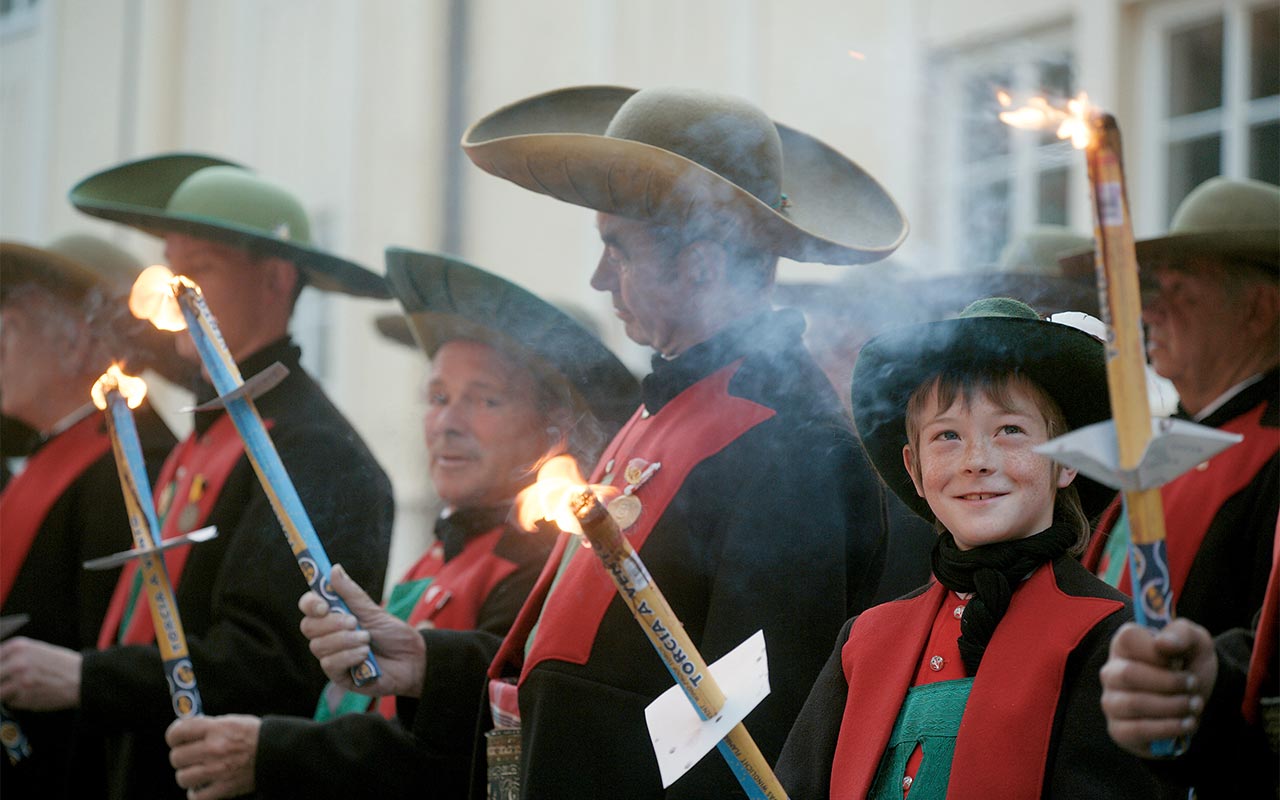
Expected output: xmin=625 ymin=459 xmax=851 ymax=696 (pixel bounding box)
xmin=903 ymin=370 xmax=1091 ymax=555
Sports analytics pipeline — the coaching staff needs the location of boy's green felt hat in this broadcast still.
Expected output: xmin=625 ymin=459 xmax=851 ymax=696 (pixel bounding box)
xmin=851 ymin=297 xmax=1113 ymax=522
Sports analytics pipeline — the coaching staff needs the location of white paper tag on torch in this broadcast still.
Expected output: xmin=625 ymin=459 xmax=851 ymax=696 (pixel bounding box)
xmin=1035 ymin=417 xmax=1242 ymax=491
xmin=644 ymin=629 xmax=770 ymax=788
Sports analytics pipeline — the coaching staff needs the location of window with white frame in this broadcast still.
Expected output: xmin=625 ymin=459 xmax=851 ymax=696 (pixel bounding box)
xmin=928 ymin=31 xmax=1081 ymax=273
xmin=1139 ymin=0 xmax=1279 ymax=228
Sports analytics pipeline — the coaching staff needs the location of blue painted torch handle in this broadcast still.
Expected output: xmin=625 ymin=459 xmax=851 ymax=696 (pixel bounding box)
xmin=1126 ymin=537 xmax=1187 ymax=757
xmin=176 ymin=289 xmax=380 ymax=686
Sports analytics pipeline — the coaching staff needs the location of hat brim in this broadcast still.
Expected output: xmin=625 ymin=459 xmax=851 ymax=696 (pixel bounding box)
xmin=0 ymin=242 xmax=103 ymax=300
xmin=69 ymin=153 xmax=390 ymax=299
xmin=462 ymin=86 xmax=907 ymax=265
xmin=851 ymin=316 xmax=1113 ymax=522
xmin=0 ymin=242 xmax=197 ymax=385
xmin=384 ymin=248 xmax=639 ymax=429
xmin=1059 ymin=229 xmax=1279 ymax=278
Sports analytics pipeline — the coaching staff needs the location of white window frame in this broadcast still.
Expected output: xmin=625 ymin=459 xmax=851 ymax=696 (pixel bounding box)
xmin=929 ymin=26 xmax=1084 ymax=273
xmin=0 ymin=0 xmax=40 ymax=40
xmin=1136 ymin=0 xmax=1280 ymax=232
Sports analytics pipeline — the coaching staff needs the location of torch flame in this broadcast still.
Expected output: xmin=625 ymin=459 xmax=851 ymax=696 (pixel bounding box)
xmin=91 ymin=363 xmax=148 ymax=410
xmin=997 ymin=90 xmax=1096 ymax=149
xmin=515 ymin=454 xmax=618 ymax=535
xmin=129 ymin=265 xmax=198 ymax=332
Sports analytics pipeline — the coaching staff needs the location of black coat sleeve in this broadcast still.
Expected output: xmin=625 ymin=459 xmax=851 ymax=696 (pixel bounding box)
xmin=1044 ymin=607 xmax=1180 ymax=799
xmin=776 ymin=617 xmax=855 ymax=800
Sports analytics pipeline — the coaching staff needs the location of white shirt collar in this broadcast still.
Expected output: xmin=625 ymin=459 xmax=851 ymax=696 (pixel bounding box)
xmin=1192 ymin=374 xmax=1263 ymax=423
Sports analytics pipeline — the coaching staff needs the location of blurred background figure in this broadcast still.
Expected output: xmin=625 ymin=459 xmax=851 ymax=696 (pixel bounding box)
xmin=0 ymin=233 xmax=177 ymax=798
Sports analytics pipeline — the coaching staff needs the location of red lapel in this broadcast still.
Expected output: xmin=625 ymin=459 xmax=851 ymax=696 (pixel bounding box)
xmin=948 ymin=565 xmax=1121 ymax=799
xmin=831 ymin=584 xmax=943 ymax=799
xmin=518 ymin=360 xmax=774 ymax=681
xmin=1244 ymin=517 xmax=1280 ymax=723
xmin=0 ymin=413 xmax=112 ymax=608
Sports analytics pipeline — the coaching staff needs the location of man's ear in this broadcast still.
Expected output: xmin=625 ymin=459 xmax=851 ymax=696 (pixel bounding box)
xmin=679 ymin=240 xmax=728 ymax=287
xmin=261 ymin=257 xmax=300 ymax=304
xmin=903 ymin=445 xmax=925 ymax=498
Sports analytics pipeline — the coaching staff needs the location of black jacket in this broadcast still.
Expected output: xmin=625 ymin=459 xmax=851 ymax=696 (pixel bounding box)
xmin=79 ymin=339 xmax=394 ymax=800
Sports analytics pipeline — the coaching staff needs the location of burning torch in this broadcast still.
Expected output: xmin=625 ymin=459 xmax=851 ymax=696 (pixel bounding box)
xmin=89 ymin=365 xmax=208 ymax=718
xmin=519 ymin=456 xmax=784 ymax=798
xmin=128 ymin=265 xmax=381 ymax=687
xmin=1000 ymin=93 xmax=1242 ymax=755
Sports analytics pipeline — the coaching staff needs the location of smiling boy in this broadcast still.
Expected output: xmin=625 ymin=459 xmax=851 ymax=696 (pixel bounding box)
xmin=777 ymin=298 xmax=1177 ymax=799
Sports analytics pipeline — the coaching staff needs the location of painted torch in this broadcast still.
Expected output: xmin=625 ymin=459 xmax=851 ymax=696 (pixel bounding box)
xmin=128 ymin=266 xmax=380 ymax=687
xmin=519 ymin=456 xmax=784 ymax=798
xmin=1001 ymin=94 xmax=1242 ymax=756
xmin=91 ymin=365 xmax=202 ymax=718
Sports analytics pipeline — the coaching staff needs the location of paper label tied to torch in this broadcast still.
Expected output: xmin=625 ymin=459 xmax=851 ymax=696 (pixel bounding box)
xmin=1001 ymin=95 xmax=1242 ymax=755
xmin=91 ymin=366 xmax=203 ymax=718
xmin=129 ymin=266 xmax=380 ymax=687
xmin=520 ymin=456 xmax=785 ymax=799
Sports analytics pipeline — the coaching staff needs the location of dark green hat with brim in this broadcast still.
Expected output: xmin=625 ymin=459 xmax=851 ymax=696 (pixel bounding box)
xmin=0 ymin=234 xmax=196 ymax=385
xmin=68 ymin=153 xmax=389 ymax=298
xmin=385 ymin=247 xmax=640 ymax=430
xmin=851 ymin=297 xmax=1113 ymax=522
xmin=374 ymin=313 xmax=416 ymax=349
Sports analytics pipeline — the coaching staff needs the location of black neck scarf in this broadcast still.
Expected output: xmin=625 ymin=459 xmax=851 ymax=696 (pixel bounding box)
xmin=931 ymin=512 xmax=1078 ymax=675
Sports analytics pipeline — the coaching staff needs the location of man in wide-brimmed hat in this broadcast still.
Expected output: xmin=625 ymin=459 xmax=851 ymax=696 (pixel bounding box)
xmin=1069 ymin=178 xmax=1279 ymax=639
xmin=0 ymin=154 xmax=395 ymax=800
xmin=0 ymin=233 xmax=177 ymax=797
xmin=1070 ymin=177 xmax=1280 ymax=798
xmin=164 ymin=249 xmax=640 ymax=800
xmin=303 ymin=85 xmax=905 ymax=798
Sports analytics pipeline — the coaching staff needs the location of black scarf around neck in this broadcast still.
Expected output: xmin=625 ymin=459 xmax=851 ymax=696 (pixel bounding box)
xmin=931 ymin=513 xmax=1078 ymax=675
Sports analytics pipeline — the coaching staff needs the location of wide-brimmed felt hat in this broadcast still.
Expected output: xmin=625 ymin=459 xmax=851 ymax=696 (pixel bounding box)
xmin=385 ymin=247 xmax=639 ymax=430
xmin=1060 ymin=177 xmax=1279 ymax=277
xmin=374 ymin=313 xmax=416 ymax=349
xmin=0 ymin=234 xmax=195 ymax=384
xmin=462 ymin=85 xmax=907 ymax=265
xmin=68 ymin=153 xmax=389 ymax=298
xmin=851 ymin=297 xmax=1113 ymax=523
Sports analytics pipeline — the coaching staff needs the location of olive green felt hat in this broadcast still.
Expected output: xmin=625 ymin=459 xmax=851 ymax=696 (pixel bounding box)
xmin=374 ymin=313 xmax=416 ymax=349
xmin=851 ymin=297 xmax=1113 ymax=522
xmin=1060 ymin=177 xmax=1279 ymax=277
xmin=0 ymin=234 xmax=196 ymax=384
xmin=68 ymin=153 xmax=389 ymax=298
xmin=385 ymin=247 xmax=640 ymax=430
xmin=463 ymin=86 xmax=908 ymax=265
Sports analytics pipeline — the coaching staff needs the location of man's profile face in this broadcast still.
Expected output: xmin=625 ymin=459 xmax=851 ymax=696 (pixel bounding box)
xmin=591 ymin=213 xmax=692 ymax=354
xmin=1140 ymin=262 xmax=1232 ymax=388
xmin=163 ymin=234 xmax=273 ymax=363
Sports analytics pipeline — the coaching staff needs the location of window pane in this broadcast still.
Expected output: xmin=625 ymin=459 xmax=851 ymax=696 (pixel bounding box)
xmin=1250 ymin=122 xmax=1279 ymax=184
xmin=964 ymin=70 xmax=1013 ymax=162
xmin=963 ymin=179 xmax=1011 ymax=266
xmin=1038 ymin=57 xmax=1075 ymax=146
xmin=1168 ymin=18 xmax=1224 ymax=116
xmin=1252 ymin=6 xmax=1280 ymax=99
xmin=1167 ymin=135 xmax=1222 ymax=222
xmin=1037 ymin=167 xmax=1070 ymax=226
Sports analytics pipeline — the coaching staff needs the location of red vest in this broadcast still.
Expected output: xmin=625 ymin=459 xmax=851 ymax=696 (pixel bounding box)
xmin=830 ymin=565 xmax=1123 ymax=800
xmin=373 ymin=525 xmax=521 ymax=718
xmin=98 ymin=415 xmax=248 ymax=648
xmin=1084 ymin=403 xmax=1280 ymax=602
xmin=487 ymin=360 xmax=775 ymax=683
xmin=0 ymin=413 xmax=112 ymax=608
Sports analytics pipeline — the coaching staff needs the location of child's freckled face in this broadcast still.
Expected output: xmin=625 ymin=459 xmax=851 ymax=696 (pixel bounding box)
xmin=904 ymin=384 xmax=1073 ymax=550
